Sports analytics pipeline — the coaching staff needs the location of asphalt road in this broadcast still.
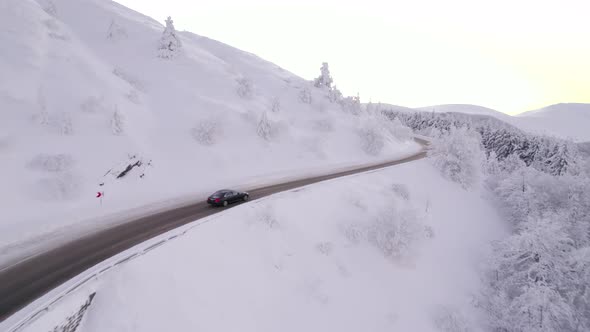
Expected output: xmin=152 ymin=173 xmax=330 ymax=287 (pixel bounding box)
xmin=0 ymin=139 xmax=427 ymax=321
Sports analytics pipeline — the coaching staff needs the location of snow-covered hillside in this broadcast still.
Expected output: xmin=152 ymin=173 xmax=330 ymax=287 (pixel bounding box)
xmin=0 ymin=0 xmax=417 ymax=261
xmin=54 ymin=160 xmax=502 ymax=332
xmin=515 ymin=103 xmax=590 ymax=142
xmin=416 ymin=104 xmax=513 ymax=121
xmin=411 ymin=103 xmax=590 ymax=142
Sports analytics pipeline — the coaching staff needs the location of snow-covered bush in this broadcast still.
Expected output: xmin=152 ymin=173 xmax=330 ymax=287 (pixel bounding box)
xmin=158 ymin=16 xmax=182 ymax=58
xmin=236 ymin=78 xmax=253 ymax=99
xmin=384 ymin=115 xmax=413 ymax=141
xmin=313 ymin=62 xmax=333 ymax=89
xmin=191 ymin=119 xmax=219 ymax=146
xmin=28 ymin=154 xmax=74 ymax=172
xmin=429 ymin=126 xmax=485 ymax=189
xmin=339 ymin=95 xmax=361 ymax=115
xmin=358 ymin=112 xmax=412 ymax=156
xmin=298 ymin=87 xmax=312 ymax=104
xmin=256 ymin=111 xmax=272 ymax=141
xmin=358 ymin=125 xmax=384 ymax=156
xmin=367 ymin=205 xmax=427 ymax=262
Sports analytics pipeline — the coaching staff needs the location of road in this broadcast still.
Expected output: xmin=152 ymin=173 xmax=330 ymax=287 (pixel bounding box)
xmin=0 ymin=139 xmax=427 ymax=321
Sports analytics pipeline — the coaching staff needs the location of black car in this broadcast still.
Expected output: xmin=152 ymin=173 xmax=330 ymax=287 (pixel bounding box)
xmin=207 ymin=189 xmax=249 ymax=207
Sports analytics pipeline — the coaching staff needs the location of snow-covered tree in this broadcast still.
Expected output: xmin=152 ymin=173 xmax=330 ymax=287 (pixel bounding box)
xmin=270 ymin=97 xmax=280 ymax=113
xmin=158 ymin=16 xmax=182 ymax=58
xmin=339 ymin=94 xmax=361 ymax=115
xmin=236 ymin=78 xmax=253 ymax=99
xmin=327 ymin=85 xmax=343 ymax=103
xmin=313 ymin=62 xmax=333 ymax=89
xmin=106 ymin=19 xmax=127 ymax=41
xmin=299 ymin=87 xmax=312 ymax=104
xmin=257 ymin=111 xmax=272 ymax=140
xmin=111 ymin=107 xmax=124 ymax=135
xmin=429 ymin=126 xmax=485 ymax=189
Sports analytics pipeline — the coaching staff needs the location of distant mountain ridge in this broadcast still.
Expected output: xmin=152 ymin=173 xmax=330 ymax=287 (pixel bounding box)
xmin=372 ymin=102 xmax=590 ymax=142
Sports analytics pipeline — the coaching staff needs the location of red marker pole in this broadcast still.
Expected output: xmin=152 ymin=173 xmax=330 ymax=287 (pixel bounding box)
xmin=96 ymin=191 xmax=104 ymax=206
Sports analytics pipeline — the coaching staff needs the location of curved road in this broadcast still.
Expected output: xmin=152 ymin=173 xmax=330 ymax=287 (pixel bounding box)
xmin=0 ymin=139 xmax=427 ymax=321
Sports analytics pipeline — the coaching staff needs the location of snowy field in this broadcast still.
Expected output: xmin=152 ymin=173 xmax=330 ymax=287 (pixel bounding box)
xmin=0 ymin=0 xmax=416 ymax=264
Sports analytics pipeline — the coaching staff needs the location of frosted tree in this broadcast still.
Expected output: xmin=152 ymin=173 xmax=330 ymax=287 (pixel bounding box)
xmin=429 ymin=126 xmax=485 ymax=189
xmin=327 ymin=85 xmax=343 ymax=103
xmin=111 ymin=108 xmax=124 ymax=135
xmin=313 ymin=62 xmax=333 ymax=89
xmin=339 ymin=94 xmax=361 ymax=115
xmin=299 ymin=87 xmax=312 ymax=104
xmin=236 ymin=78 xmax=253 ymax=98
xmin=486 ymin=218 xmax=576 ymax=331
xmin=271 ymin=97 xmax=280 ymax=113
xmin=257 ymin=111 xmax=272 ymax=140
xmin=106 ymin=19 xmax=127 ymax=41
xmin=158 ymin=16 xmax=182 ymax=58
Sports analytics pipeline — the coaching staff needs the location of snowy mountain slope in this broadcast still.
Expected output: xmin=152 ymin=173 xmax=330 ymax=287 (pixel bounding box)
xmin=416 ymin=104 xmax=513 ymax=121
xmin=0 ymin=0 xmax=417 ymax=257
xmin=41 ymin=160 xmax=502 ymax=332
xmin=407 ymin=103 xmax=590 ymax=142
xmin=514 ymin=103 xmax=590 ymax=142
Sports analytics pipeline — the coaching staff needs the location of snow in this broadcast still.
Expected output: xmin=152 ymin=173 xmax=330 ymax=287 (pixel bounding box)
xmin=514 ymin=103 xmax=590 ymax=142
xmin=417 ymin=104 xmax=513 ymax=121
xmin=0 ymin=0 xmax=418 ymax=265
xmin=411 ymin=103 xmax=590 ymax=142
xmin=1 ymin=159 xmax=505 ymax=332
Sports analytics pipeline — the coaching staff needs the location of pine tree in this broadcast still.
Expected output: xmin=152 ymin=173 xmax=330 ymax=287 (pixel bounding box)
xmin=257 ymin=111 xmax=272 ymax=140
xmin=158 ymin=16 xmax=182 ymax=58
xmin=313 ymin=62 xmax=333 ymax=89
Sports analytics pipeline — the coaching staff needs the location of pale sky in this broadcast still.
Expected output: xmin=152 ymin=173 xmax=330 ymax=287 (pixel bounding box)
xmin=117 ymin=0 xmax=589 ymax=115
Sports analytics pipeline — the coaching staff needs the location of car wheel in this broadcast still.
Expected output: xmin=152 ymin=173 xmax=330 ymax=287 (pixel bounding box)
xmin=223 ymin=200 xmax=228 ymax=207
xmin=243 ymin=195 xmax=249 ymax=201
